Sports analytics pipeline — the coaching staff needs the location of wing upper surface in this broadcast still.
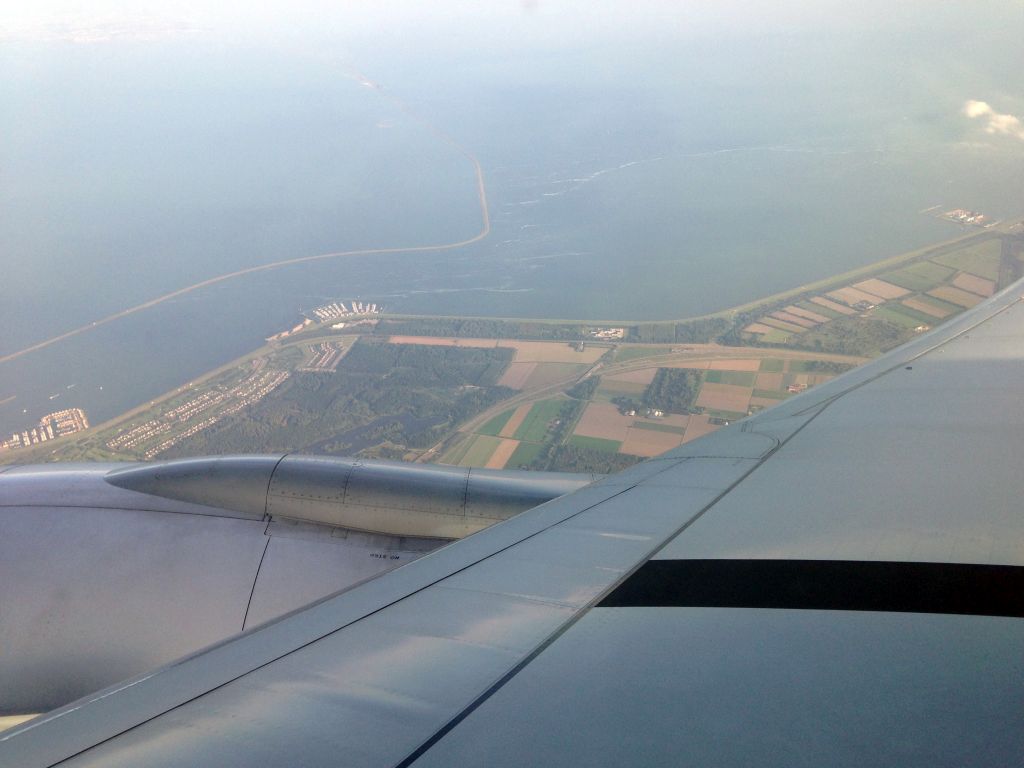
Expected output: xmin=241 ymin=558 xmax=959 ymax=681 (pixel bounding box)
xmin=5 ymin=279 xmax=1024 ymax=766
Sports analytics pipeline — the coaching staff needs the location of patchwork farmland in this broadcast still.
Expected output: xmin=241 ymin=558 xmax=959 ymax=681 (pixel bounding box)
xmin=739 ymin=237 xmax=1011 ymax=352
xmin=443 ymin=350 xmax=857 ymax=469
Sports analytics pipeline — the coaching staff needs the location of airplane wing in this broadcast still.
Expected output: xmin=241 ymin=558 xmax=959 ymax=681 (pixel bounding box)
xmin=4 ymin=280 xmax=1023 ymax=766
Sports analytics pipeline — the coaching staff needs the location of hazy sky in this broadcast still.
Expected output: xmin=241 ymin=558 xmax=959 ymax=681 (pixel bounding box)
xmin=3 ymin=1 xmax=1004 ymax=45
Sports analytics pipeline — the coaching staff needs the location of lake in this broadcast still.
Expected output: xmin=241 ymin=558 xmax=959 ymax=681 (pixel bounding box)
xmin=2 ymin=1 xmax=1022 ymax=434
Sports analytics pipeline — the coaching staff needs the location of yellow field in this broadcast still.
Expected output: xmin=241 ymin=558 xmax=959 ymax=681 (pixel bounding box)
xmin=497 ymin=341 xmax=605 ymax=364
xmin=902 ymin=297 xmax=951 ymax=318
xmin=457 ymin=434 xmax=501 ymax=467
xmin=828 ymin=286 xmax=883 ymax=306
xmin=952 ymin=273 xmax=995 ymax=297
xmin=927 ymin=285 xmax=985 ymax=309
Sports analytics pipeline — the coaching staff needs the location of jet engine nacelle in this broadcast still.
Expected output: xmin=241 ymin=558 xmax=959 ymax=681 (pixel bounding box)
xmin=0 ymin=456 xmax=596 ymax=715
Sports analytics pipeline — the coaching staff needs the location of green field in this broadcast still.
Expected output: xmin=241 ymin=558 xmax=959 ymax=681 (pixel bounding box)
xmin=524 ymin=362 xmax=587 ymax=389
xmin=593 ymin=382 xmax=647 ymax=404
xmin=884 ymin=303 xmax=940 ymax=325
xmin=704 ymin=370 xmax=757 ymax=386
xmin=441 ymin=437 xmax=474 ymax=465
xmin=704 ymin=409 xmax=748 ymax=421
xmin=913 ymin=294 xmax=963 ymax=316
xmin=787 ymin=360 xmax=856 ymax=374
xmin=631 ymin=421 xmax=688 ymax=435
xmin=513 ymin=399 xmax=566 ymax=443
xmin=615 ymin=346 xmax=665 ymax=363
xmin=881 ymin=261 xmax=955 ymax=291
xmin=597 ymin=379 xmax=648 ymax=396
xmin=873 ymin=306 xmax=925 ymax=329
xmin=760 ymin=330 xmax=792 ymax=344
xmin=753 ymin=388 xmax=791 ymax=400
xmin=477 ymin=409 xmax=515 ymax=437
xmin=567 ymin=435 xmax=622 ymax=453
xmin=930 ymin=239 xmax=1002 ymax=280
xmin=759 ymin=358 xmax=785 ymax=372
xmin=506 ymin=441 xmax=543 ymax=468
xmin=458 ymin=434 xmax=502 ymax=467
xmin=592 ymin=381 xmax=646 ymax=406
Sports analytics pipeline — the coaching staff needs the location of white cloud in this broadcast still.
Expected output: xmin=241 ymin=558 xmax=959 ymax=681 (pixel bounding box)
xmin=963 ymin=100 xmax=1024 ymax=141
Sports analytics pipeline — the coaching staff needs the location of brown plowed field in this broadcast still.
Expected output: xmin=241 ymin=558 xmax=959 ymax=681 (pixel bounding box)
xmin=755 ymin=372 xmax=784 ymax=390
xmin=497 ymin=362 xmax=537 ymax=389
xmin=499 ymin=404 xmax=534 ymax=438
xmin=574 ymin=402 xmax=633 ymax=441
xmin=620 ymin=429 xmax=683 ymax=457
xmin=484 ymin=438 xmax=520 ymax=469
xmin=771 ymin=311 xmax=816 ymax=328
xmin=681 ymin=414 xmax=717 ymax=443
xmin=696 ymin=383 xmax=753 ymax=413
xmin=761 ymin=317 xmax=806 ymax=333
xmin=853 ymin=278 xmax=909 ymax=299
xmin=810 ymin=296 xmax=856 ymax=315
xmin=784 ymin=305 xmax=829 ymax=323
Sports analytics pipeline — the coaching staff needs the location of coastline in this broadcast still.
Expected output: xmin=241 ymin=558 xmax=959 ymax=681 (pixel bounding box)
xmin=5 ymin=217 xmax=1020 ymax=465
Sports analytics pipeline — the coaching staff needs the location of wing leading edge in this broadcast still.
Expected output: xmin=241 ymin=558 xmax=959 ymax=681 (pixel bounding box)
xmin=5 ymin=278 xmax=1024 ymax=766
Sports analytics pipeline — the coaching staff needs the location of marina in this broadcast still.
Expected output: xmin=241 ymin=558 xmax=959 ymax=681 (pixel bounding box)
xmin=309 ymin=300 xmax=382 ymax=323
xmin=1 ymin=408 xmax=90 ymax=451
